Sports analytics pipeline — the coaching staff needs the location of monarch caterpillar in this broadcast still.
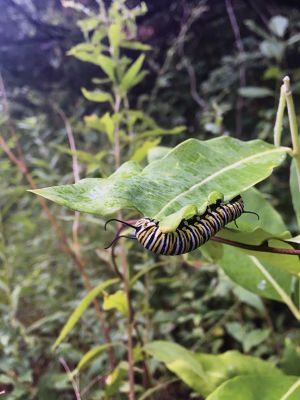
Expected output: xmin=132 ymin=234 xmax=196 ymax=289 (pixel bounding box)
xmin=105 ymin=195 xmax=258 ymax=256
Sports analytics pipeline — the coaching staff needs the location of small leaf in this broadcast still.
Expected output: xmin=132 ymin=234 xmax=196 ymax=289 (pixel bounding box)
xmin=77 ymin=17 xmax=99 ymax=32
xmin=95 ymin=55 xmax=116 ymax=81
xmin=108 ymin=23 xmax=122 ymax=53
xmin=287 ymin=33 xmax=300 ymax=46
xmin=130 ymin=139 xmax=161 ymax=163
xmin=263 ymin=66 xmax=282 ymax=80
xmin=101 ymin=113 xmax=115 ymax=143
xmin=52 ymin=278 xmax=118 ymax=350
xmin=139 ymin=126 xmax=185 ymax=139
xmin=121 ymin=41 xmax=152 ymax=51
xmin=105 ymin=363 xmax=128 ymax=396
xmin=260 ymin=40 xmax=285 ymax=61
xmin=74 ymin=343 xmax=122 ymax=374
xmin=239 ymin=87 xmax=273 ymax=98
xmin=269 ymin=15 xmax=289 ymax=38
xmin=81 ymin=88 xmax=113 ymax=104
xmin=103 ymin=290 xmax=129 ymax=316
xmin=120 ymin=54 xmax=145 ymax=92
xmin=243 ymin=329 xmax=270 ymax=352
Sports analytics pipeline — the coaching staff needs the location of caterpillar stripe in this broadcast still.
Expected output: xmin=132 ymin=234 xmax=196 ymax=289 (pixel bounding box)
xmin=134 ymin=195 xmax=244 ymax=255
xmin=105 ymin=195 xmax=247 ymax=256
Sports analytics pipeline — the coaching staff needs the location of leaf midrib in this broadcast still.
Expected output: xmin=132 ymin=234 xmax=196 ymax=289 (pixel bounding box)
xmin=155 ymin=147 xmax=287 ymax=218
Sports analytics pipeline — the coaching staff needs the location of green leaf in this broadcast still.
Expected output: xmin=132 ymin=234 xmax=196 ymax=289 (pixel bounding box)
xmin=101 ymin=112 xmax=115 ymax=143
xmin=239 ymin=87 xmax=274 ymax=98
xmin=138 ymin=126 xmax=185 ymax=140
xmin=219 ymin=246 xmax=294 ymax=302
xmin=95 ymin=55 xmax=116 ymax=81
xmin=260 ymin=40 xmax=285 ymax=61
xmin=73 ymin=343 xmax=122 ymax=374
xmin=120 ymin=54 xmax=145 ymax=93
xmin=290 ymin=159 xmax=300 ymax=229
xmin=105 ymin=362 xmax=128 ymax=396
xmin=108 ymin=23 xmax=122 ymax=54
xmin=269 ymin=15 xmax=289 ymax=38
xmin=130 ymin=139 xmax=161 ymax=163
xmin=217 ymin=188 xmax=300 ymax=276
xmin=31 ymin=138 xmax=289 ymax=220
xmin=52 ymin=278 xmax=118 ymax=350
xmin=77 ymin=17 xmax=99 ymax=32
xmin=225 ymin=323 xmax=270 ymax=352
xmin=121 ymin=41 xmax=152 ymax=51
xmin=263 ymin=66 xmax=282 ymax=80
xmin=144 ymin=341 xmax=205 ymax=394
xmin=81 ymin=88 xmax=113 ymax=104
xmin=194 ymin=350 xmax=282 ymax=396
xmin=103 ymin=290 xmax=129 ymax=317
xmin=145 ymin=342 xmax=283 ymax=397
xmin=207 ymin=375 xmax=300 ymax=400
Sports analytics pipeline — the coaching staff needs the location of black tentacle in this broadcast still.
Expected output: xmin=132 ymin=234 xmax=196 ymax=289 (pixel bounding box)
xmin=105 ymin=234 xmax=137 ymax=250
xmin=243 ymin=210 xmax=260 ymax=220
xmin=104 ymin=218 xmax=137 ymax=231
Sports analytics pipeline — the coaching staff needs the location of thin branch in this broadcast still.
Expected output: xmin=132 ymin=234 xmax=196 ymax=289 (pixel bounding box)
xmin=212 ymin=236 xmax=300 ymax=256
xmin=59 ymin=357 xmax=81 ymax=400
xmin=283 ymin=76 xmax=300 ymax=191
xmin=225 ymin=0 xmax=246 ymax=137
xmin=274 ymin=84 xmax=286 ymax=147
xmin=54 ymin=106 xmax=81 ymax=250
xmin=280 ymin=377 xmax=300 ymax=400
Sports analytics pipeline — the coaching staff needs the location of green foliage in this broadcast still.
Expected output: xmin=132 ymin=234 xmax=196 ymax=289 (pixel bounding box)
xmin=2 ymin=1 xmax=300 ymax=399
xmin=145 ymin=341 xmax=283 ymax=397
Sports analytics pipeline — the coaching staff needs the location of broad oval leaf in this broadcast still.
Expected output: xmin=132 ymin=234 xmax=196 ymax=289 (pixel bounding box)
xmin=145 ymin=341 xmax=283 ymax=397
xmin=52 ymin=278 xmax=118 ymax=350
xmin=31 ymin=138 xmax=289 ymax=221
xmin=207 ymin=375 xmax=300 ymax=400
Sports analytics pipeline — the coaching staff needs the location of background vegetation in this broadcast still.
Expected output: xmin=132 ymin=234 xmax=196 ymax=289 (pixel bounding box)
xmin=1 ymin=0 xmax=300 ymax=399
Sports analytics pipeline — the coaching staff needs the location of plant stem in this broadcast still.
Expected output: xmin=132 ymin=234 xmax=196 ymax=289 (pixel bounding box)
xmin=250 ymin=256 xmax=300 ymax=321
xmin=283 ymin=76 xmax=300 ymax=190
xmin=274 ymin=83 xmax=286 ymax=147
xmin=59 ymin=357 xmax=81 ymax=400
xmin=280 ymin=377 xmax=300 ymax=400
xmin=112 ymin=89 xmax=136 ymax=400
xmin=212 ymin=236 xmax=300 ymax=256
